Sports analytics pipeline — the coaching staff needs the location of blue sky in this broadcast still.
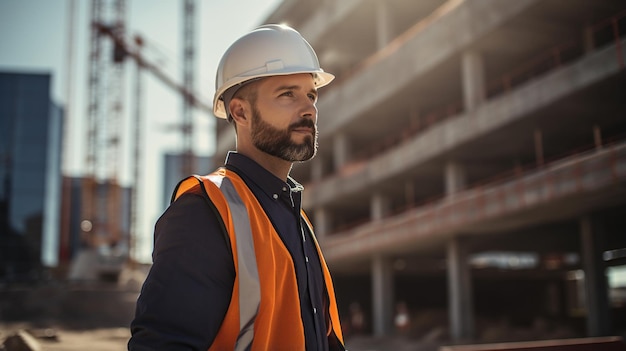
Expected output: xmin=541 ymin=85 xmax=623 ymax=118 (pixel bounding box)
xmin=0 ymin=0 xmax=282 ymax=262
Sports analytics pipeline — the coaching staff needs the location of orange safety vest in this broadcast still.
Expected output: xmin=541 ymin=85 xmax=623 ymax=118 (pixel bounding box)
xmin=173 ymin=168 xmax=344 ymax=351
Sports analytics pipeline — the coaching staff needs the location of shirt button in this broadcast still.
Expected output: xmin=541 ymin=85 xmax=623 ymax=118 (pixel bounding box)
xmin=305 ymin=256 xmax=309 ymax=263
xmin=282 ymin=186 xmax=287 ymax=192
xmin=272 ymin=194 xmax=278 ymax=199
xmin=313 ymin=307 xmax=317 ymax=314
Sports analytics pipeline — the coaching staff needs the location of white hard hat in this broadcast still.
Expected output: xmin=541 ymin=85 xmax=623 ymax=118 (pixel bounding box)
xmin=213 ymin=24 xmax=335 ymax=119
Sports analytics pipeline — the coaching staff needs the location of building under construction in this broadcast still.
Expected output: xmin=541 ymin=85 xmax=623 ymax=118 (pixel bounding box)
xmin=214 ymin=0 xmax=626 ymax=345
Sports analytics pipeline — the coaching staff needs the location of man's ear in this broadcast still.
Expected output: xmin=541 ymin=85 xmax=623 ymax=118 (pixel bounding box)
xmin=229 ymin=98 xmax=249 ymax=127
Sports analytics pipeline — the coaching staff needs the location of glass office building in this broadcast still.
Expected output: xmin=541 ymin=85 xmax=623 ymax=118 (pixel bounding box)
xmin=0 ymin=72 xmax=63 ymax=282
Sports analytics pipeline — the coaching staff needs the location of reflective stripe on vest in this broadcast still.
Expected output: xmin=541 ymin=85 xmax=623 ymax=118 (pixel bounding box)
xmin=216 ymin=175 xmax=259 ymax=351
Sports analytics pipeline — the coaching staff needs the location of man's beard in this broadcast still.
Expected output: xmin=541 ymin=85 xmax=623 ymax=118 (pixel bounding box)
xmin=250 ymin=106 xmax=318 ymax=162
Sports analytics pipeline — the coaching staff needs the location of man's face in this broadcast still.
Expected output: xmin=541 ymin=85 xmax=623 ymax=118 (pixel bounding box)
xmin=250 ymin=74 xmax=319 ymax=162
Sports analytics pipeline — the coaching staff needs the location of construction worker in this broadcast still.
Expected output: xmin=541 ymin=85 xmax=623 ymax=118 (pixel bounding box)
xmin=129 ymin=24 xmax=345 ymax=351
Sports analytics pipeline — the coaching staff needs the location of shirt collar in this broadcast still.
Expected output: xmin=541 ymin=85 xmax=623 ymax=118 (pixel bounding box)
xmin=224 ymin=151 xmax=304 ymax=200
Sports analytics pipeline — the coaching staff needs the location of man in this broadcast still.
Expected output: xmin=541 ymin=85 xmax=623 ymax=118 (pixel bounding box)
xmin=129 ymin=24 xmax=345 ymax=351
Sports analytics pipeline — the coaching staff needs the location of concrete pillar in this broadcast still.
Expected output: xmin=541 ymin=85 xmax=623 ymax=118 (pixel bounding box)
xmin=580 ymin=215 xmax=611 ymax=336
xmin=371 ymin=192 xmax=391 ymax=221
xmin=311 ymin=156 xmax=324 ymax=182
xmin=461 ymin=50 xmax=486 ymax=111
xmin=372 ymin=254 xmax=394 ymax=336
xmin=314 ymin=207 xmax=330 ymax=239
xmin=447 ymin=236 xmax=474 ymax=341
xmin=445 ymin=161 xmax=467 ymax=197
xmin=375 ymin=0 xmax=393 ymax=50
xmin=333 ymin=132 xmax=351 ymax=171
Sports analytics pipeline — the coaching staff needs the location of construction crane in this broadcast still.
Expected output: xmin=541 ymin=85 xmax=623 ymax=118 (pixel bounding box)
xmin=87 ymin=1 xmax=211 ymax=266
xmin=92 ymin=26 xmax=212 ymax=114
xmin=181 ymin=0 xmax=197 ymax=177
xmin=129 ymin=35 xmax=144 ymax=269
xmin=81 ymin=0 xmax=126 ymax=261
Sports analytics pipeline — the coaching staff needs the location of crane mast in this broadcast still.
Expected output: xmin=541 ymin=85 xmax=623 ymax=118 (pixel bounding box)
xmin=82 ymin=0 xmax=126 ymax=256
xmin=181 ymin=0 xmax=197 ymax=177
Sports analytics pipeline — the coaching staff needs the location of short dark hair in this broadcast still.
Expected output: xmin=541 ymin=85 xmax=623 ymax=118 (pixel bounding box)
xmin=233 ymin=80 xmax=258 ymax=106
xmin=228 ymin=80 xmax=259 ymax=131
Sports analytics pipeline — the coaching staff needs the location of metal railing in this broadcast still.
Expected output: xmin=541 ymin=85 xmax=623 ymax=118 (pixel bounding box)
xmin=327 ymin=136 xmax=626 ymax=238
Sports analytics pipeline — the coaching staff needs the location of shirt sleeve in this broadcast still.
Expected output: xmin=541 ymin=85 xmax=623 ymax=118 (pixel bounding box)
xmin=128 ymin=190 xmax=235 ymax=351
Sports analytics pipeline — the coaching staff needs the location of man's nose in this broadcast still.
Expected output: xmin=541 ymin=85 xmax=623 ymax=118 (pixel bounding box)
xmin=300 ymin=99 xmax=317 ymax=121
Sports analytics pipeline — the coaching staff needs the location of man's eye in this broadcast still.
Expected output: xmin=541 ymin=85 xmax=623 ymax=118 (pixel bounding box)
xmin=280 ymin=91 xmax=294 ymax=97
xmin=308 ymin=94 xmax=317 ymax=102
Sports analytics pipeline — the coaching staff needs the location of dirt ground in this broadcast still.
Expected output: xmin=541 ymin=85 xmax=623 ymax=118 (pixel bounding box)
xmin=0 ymin=266 xmax=143 ymax=351
xmin=0 ymin=323 xmax=130 ymax=351
xmin=1 ymin=323 xmax=445 ymax=351
xmin=0 ymin=324 xmax=442 ymax=351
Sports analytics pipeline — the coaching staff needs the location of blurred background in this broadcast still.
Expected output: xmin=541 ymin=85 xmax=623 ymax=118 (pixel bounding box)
xmin=1 ymin=0 xmax=626 ymax=350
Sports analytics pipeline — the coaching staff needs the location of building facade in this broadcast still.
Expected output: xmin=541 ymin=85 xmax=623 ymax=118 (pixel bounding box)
xmin=214 ymin=0 xmax=626 ymax=345
xmin=0 ymin=72 xmax=63 ymax=282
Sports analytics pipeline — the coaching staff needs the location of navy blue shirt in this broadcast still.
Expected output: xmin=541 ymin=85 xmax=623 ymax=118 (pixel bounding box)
xmin=129 ymin=152 xmax=342 ymax=351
